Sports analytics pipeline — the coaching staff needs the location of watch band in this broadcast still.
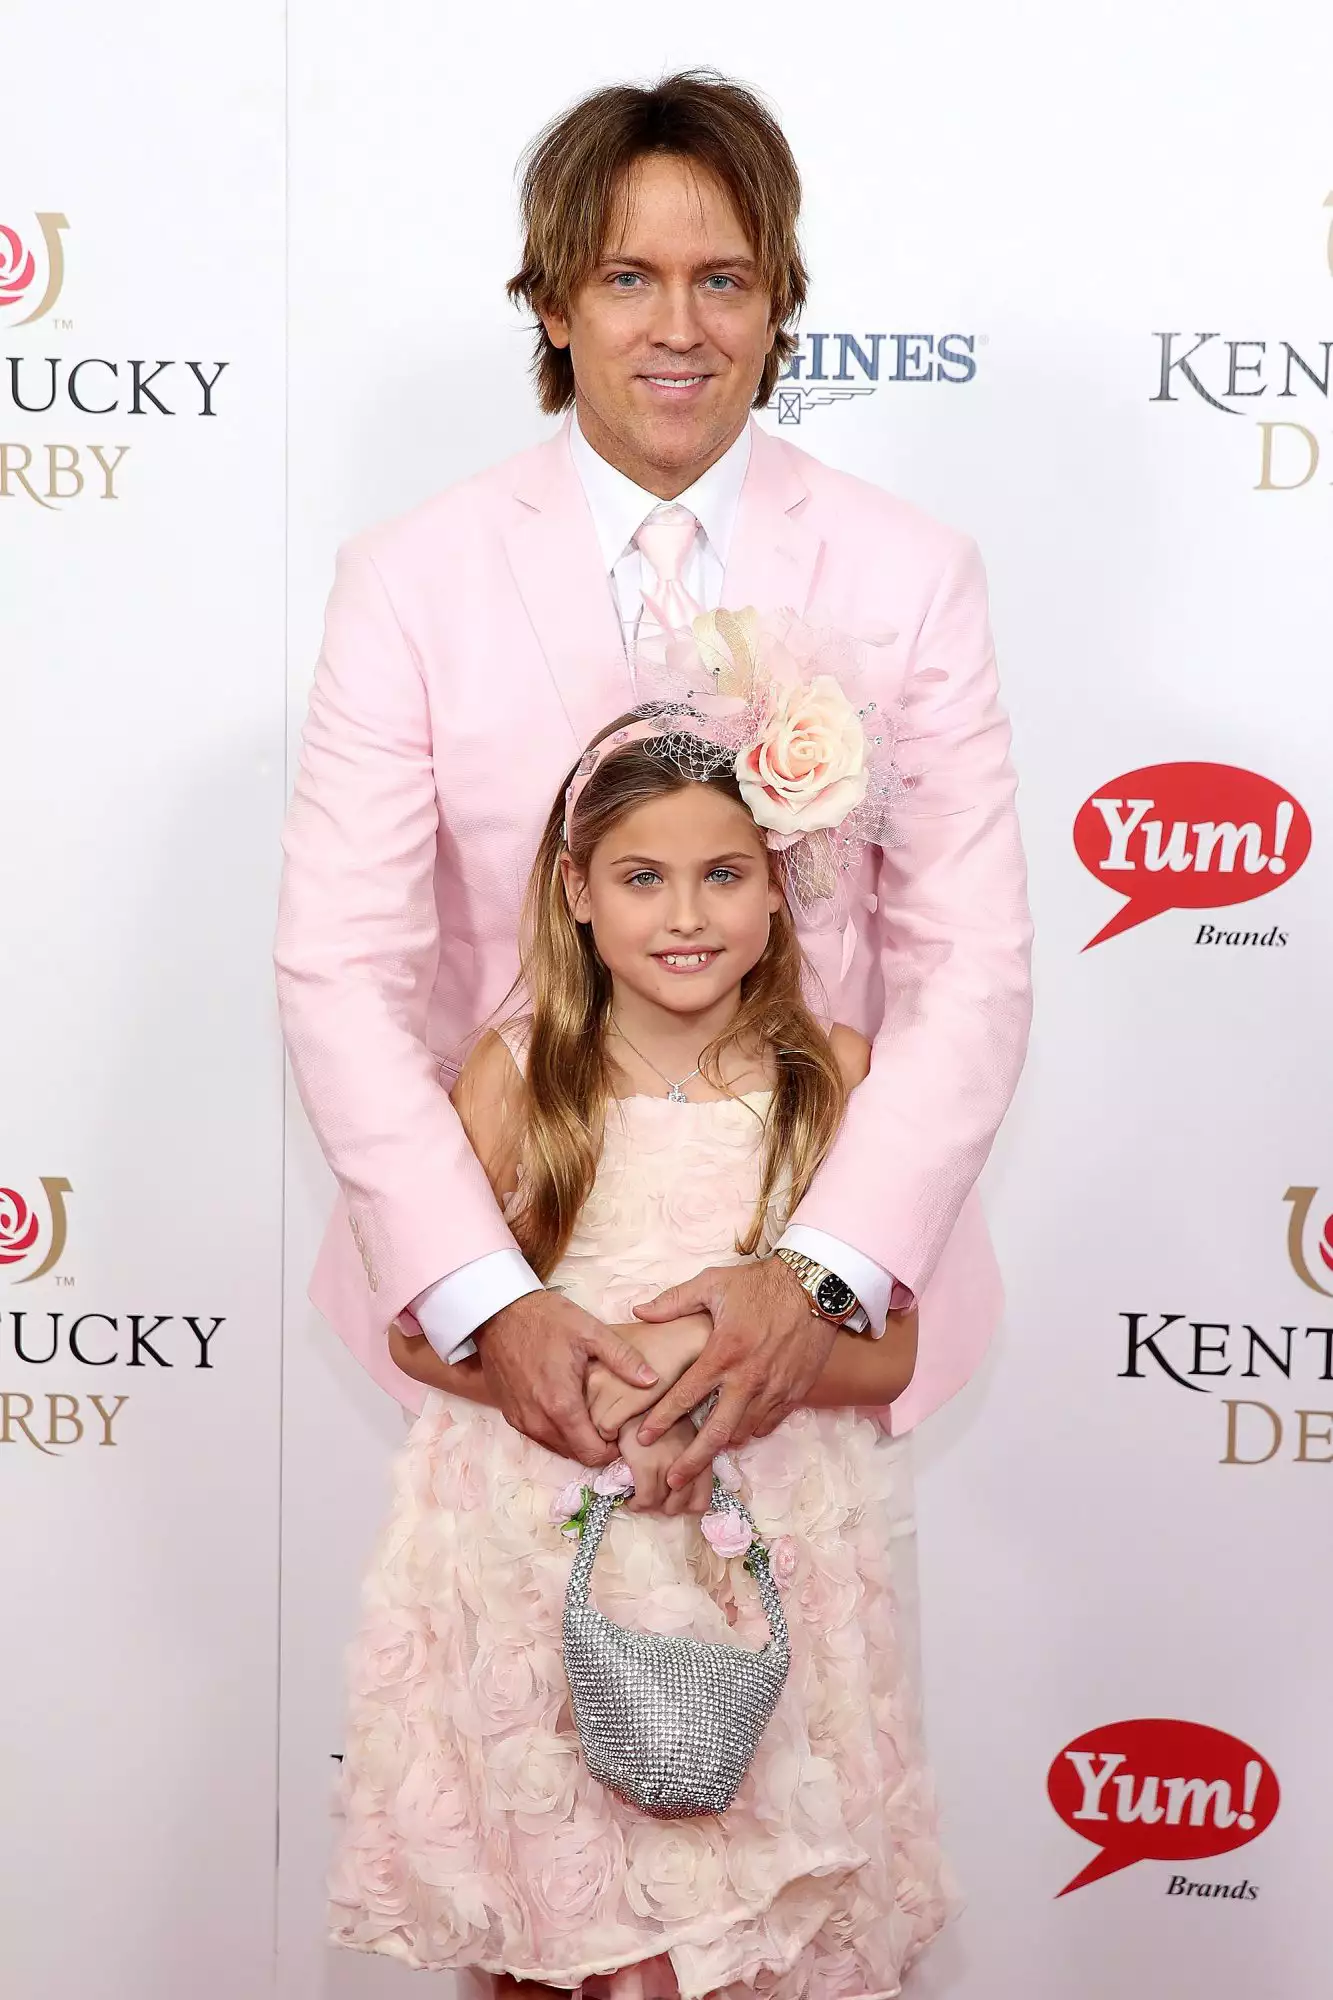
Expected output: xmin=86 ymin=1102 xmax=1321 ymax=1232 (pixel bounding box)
xmin=774 ymin=1247 xmax=862 ymax=1326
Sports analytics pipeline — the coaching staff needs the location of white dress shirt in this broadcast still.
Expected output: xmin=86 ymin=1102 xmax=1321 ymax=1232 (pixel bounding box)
xmin=412 ymin=416 xmax=892 ymax=1363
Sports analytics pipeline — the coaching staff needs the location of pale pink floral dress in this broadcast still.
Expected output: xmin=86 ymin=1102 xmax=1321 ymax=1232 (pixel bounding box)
xmin=329 ymin=1082 xmax=951 ymax=1998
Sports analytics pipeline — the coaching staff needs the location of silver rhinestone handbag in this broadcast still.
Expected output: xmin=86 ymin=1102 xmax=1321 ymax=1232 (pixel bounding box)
xmin=563 ymin=1476 xmax=791 ymax=1819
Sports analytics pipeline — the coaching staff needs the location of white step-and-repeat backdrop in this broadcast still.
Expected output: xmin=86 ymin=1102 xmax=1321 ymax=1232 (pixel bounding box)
xmin=3 ymin=4 xmax=1329 ymax=1997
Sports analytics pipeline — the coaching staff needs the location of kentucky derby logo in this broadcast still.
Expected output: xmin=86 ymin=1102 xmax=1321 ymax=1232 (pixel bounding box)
xmin=775 ymin=330 xmax=979 ymax=424
xmin=1283 ymin=1186 xmax=1333 ymax=1298
xmin=0 ymin=213 xmax=69 ymax=325
xmin=0 ymin=1178 xmax=73 ymax=1283
xmin=1151 ymin=191 xmax=1333 ymax=489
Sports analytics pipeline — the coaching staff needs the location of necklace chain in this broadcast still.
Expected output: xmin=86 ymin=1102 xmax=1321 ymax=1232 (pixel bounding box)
xmin=610 ymin=1021 xmax=703 ymax=1104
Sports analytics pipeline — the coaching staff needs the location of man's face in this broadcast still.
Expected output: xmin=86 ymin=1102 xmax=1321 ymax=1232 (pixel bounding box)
xmin=540 ymin=152 xmax=777 ymax=497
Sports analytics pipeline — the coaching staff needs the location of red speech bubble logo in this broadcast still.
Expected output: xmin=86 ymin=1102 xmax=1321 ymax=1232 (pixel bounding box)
xmin=1048 ymin=1718 xmax=1279 ymax=1895
xmin=1074 ymin=762 xmax=1310 ymax=949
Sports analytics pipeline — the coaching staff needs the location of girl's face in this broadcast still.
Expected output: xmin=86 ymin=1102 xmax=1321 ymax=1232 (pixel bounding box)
xmin=561 ymin=784 xmax=783 ymax=1020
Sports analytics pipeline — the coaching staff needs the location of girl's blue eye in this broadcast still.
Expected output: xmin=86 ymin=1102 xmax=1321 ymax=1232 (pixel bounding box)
xmin=707 ymin=867 xmax=740 ymax=883
xmin=628 ymin=869 xmax=660 ymax=887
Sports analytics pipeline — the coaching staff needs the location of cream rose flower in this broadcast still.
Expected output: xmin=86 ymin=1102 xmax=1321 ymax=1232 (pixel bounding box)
xmin=487 ymin=1729 xmax=580 ymax=1834
xmin=523 ymin=1815 xmax=624 ymax=1928
xmin=329 ymin=1813 xmax=415 ymax=1932
xmin=471 ymin=1627 xmax=552 ymax=1736
xmin=736 ymin=674 xmax=868 ymax=838
xmin=350 ymin=1610 xmax=428 ymax=1698
xmin=624 ymin=1821 xmax=728 ymax=1923
xmin=659 ymin=1146 xmax=751 ymax=1255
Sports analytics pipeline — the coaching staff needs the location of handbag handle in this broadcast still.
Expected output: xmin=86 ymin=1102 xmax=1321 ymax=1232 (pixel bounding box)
xmin=566 ymin=1475 xmax=790 ymax=1658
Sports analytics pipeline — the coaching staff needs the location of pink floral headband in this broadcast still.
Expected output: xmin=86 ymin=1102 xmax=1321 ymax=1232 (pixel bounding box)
xmin=561 ymin=606 xmax=904 ymax=933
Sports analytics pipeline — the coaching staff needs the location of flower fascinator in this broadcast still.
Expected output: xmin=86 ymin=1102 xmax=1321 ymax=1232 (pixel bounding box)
xmin=563 ymin=606 xmax=904 ymax=934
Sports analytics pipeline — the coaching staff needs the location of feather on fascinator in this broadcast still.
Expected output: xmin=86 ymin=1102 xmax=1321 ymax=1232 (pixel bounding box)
xmin=563 ymin=606 xmax=905 ymax=935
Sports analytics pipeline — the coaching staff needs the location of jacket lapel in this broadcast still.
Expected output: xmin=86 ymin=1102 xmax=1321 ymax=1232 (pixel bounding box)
xmin=721 ymin=420 xmax=822 ymax=617
xmin=502 ymin=421 xmax=635 ymax=752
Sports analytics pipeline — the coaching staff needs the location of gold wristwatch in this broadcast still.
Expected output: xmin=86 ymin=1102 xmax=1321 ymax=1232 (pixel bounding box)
xmin=774 ymin=1248 xmax=861 ymax=1325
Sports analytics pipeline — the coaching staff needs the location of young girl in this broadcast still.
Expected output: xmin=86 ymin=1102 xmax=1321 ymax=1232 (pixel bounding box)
xmin=329 ymin=699 xmax=949 ymax=1999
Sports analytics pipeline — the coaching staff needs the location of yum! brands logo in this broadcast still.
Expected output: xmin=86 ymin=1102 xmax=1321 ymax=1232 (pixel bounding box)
xmin=1150 ymin=190 xmax=1333 ymax=490
xmin=1074 ymin=762 xmax=1311 ymax=949
xmin=1 ymin=208 xmax=230 ymax=509
xmin=1048 ymin=1719 xmax=1279 ymax=1898
xmin=0 ymin=213 xmax=68 ymax=326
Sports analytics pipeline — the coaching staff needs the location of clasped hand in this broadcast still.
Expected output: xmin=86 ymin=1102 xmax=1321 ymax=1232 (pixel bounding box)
xmin=479 ymin=1256 xmax=835 ymax=1509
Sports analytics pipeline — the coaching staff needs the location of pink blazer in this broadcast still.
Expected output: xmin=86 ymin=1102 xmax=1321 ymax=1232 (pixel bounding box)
xmin=275 ymin=418 xmax=1032 ymax=1429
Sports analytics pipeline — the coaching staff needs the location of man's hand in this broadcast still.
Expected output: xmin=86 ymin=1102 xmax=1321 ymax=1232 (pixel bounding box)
xmin=630 ymin=1258 xmax=837 ymax=1489
xmin=586 ymin=1313 xmax=711 ymax=1440
xmin=477 ymin=1289 xmax=658 ymax=1467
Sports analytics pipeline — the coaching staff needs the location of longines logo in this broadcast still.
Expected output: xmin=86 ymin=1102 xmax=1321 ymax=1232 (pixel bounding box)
xmin=1 ymin=208 xmax=230 ymax=510
xmin=774 ymin=330 xmax=980 ymax=423
xmin=1149 ymin=191 xmax=1332 ymax=490
xmin=1114 ymin=1186 xmax=1333 ymax=1464
xmin=2 ymin=1171 xmax=225 ymax=1455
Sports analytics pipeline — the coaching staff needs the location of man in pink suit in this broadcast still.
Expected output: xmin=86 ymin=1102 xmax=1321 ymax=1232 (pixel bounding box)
xmin=275 ymin=72 xmax=1032 ymax=1488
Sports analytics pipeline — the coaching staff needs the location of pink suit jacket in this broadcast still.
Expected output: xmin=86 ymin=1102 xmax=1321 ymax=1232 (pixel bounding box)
xmin=275 ymin=417 xmax=1032 ymax=1430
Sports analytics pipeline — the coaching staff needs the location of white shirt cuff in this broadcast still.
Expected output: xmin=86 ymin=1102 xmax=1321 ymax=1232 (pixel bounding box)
xmin=410 ymin=1251 xmax=543 ymax=1365
xmin=777 ymin=1226 xmax=893 ymax=1336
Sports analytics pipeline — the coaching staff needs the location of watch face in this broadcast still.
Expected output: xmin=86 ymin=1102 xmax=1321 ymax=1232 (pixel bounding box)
xmin=814 ymin=1272 xmax=857 ymax=1319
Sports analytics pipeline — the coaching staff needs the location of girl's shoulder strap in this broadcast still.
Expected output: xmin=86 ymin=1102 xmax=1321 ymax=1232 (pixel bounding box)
xmin=495 ymin=1015 xmax=533 ymax=1080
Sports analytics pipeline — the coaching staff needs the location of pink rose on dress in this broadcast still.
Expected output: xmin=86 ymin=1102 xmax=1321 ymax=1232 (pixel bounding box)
xmin=659 ymin=1148 xmax=750 ymax=1255
xmin=737 ymin=674 xmax=868 ymax=840
xmin=487 ymin=1729 xmax=579 ymax=1834
xmin=352 ymin=1610 xmax=428 ymax=1695
xmin=472 ymin=1631 xmax=548 ymax=1736
xmin=624 ymin=1821 xmax=727 ymax=1923
xmin=701 ymin=1508 xmax=752 ymax=1558
xmin=549 ymin=1479 xmax=586 ymax=1523
xmin=525 ymin=1816 xmax=624 ymax=1928
xmin=329 ymin=1813 xmax=415 ymax=1930
xmin=593 ymin=1458 xmax=636 ymax=1498
xmin=713 ymin=1451 xmax=743 ymax=1492
xmin=769 ymin=1533 xmax=799 ymax=1583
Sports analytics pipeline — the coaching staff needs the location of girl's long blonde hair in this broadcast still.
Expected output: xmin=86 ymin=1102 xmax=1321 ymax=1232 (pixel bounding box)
xmin=507 ymin=716 xmax=847 ymax=1278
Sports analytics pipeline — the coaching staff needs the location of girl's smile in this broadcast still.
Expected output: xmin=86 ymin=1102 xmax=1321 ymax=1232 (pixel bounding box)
xmin=561 ymin=787 xmax=782 ymax=1033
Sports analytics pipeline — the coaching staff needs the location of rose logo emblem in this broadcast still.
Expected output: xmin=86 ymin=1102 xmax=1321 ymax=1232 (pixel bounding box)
xmin=0 ymin=226 xmax=36 ymax=309
xmin=0 ymin=214 xmax=69 ymax=324
xmin=1283 ymin=1186 xmax=1333 ymax=1299
xmin=0 ymin=1177 xmax=73 ymax=1281
xmin=0 ymin=1187 xmax=40 ymax=1264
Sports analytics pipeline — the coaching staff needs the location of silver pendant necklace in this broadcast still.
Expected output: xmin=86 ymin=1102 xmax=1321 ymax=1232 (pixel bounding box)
xmin=611 ymin=1021 xmax=702 ymax=1104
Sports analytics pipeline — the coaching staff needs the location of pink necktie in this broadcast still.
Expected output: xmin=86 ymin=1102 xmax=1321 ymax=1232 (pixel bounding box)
xmin=632 ymin=504 xmax=703 ymax=674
